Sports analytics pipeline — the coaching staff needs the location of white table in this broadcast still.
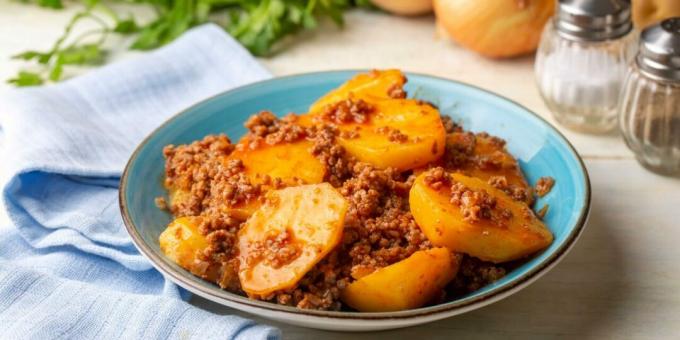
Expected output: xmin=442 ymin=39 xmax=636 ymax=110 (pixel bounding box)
xmin=2 ymin=3 xmax=679 ymax=339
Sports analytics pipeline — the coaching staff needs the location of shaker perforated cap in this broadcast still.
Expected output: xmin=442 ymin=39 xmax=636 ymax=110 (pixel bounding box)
xmin=637 ymin=18 xmax=680 ymax=81
xmin=556 ymin=0 xmax=632 ymax=41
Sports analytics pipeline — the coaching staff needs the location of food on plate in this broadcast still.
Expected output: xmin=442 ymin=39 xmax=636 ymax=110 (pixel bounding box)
xmin=157 ymin=69 xmax=555 ymax=311
xmin=341 ymin=248 xmax=461 ymax=312
xmin=434 ymin=0 xmax=555 ymax=58
xmin=371 ymin=0 xmax=433 ymax=16
xmin=418 ymin=131 xmax=535 ymax=205
xmin=237 ymin=183 xmax=348 ymax=297
xmin=409 ymin=170 xmax=553 ymax=263
xmin=309 ymin=69 xmax=406 ymax=113
xmin=302 ymin=97 xmax=446 ymax=170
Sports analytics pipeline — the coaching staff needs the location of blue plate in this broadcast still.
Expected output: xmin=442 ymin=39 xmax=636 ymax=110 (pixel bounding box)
xmin=120 ymin=71 xmax=590 ymax=331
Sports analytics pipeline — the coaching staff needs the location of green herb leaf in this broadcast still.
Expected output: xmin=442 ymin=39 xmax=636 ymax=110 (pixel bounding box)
xmin=49 ymin=55 xmax=64 ymax=81
xmin=7 ymin=71 xmax=44 ymax=87
xmin=11 ymin=0 xmax=361 ymax=86
xmin=59 ymin=44 xmax=106 ymax=65
xmin=12 ymin=50 xmax=50 ymax=62
xmin=114 ymin=18 xmax=139 ymax=34
xmin=36 ymin=0 xmax=63 ymax=9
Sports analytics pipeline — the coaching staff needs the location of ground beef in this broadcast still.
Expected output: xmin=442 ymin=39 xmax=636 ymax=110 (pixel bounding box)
xmin=449 ymin=255 xmax=507 ymax=294
xmin=376 ymin=126 xmax=408 ymax=143
xmin=535 ymin=176 xmax=555 ymax=197
xmin=536 ymin=204 xmax=549 ymax=219
xmin=441 ymin=115 xmax=464 ymax=134
xmin=387 ymin=83 xmax=407 ymax=99
xmin=245 ymin=229 xmax=302 ymax=269
xmin=163 ymin=134 xmax=237 ymax=217
xmin=309 ymin=124 xmax=355 ymax=187
xmin=321 ymin=98 xmax=374 ymax=124
xmin=154 ymin=196 xmax=167 ymax=210
xmin=244 ymin=111 xmax=307 ymax=148
xmin=450 ymin=181 xmax=497 ymax=223
xmin=442 ymin=131 xmax=535 ymax=205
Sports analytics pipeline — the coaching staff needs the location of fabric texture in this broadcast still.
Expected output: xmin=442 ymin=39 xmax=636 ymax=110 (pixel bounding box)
xmin=0 ymin=23 xmax=279 ymax=339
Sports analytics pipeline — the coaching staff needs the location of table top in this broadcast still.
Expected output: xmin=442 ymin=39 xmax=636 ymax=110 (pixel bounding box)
xmin=2 ymin=3 xmax=679 ymax=339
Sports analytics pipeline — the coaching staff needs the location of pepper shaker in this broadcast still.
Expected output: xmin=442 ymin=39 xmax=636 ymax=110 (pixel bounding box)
xmin=535 ymin=0 xmax=637 ymax=133
xmin=619 ymin=18 xmax=680 ymax=177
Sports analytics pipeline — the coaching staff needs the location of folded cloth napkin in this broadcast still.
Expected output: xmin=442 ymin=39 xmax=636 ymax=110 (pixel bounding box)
xmin=0 ymin=23 xmax=280 ymax=339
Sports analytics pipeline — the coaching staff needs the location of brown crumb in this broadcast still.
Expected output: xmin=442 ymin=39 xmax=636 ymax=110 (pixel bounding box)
xmin=387 ymin=83 xmax=406 ymax=99
xmin=536 ymin=204 xmax=549 ymax=219
xmin=423 ymin=167 xmax=450 ymax=190
xmin=449 ymin=255 xmax=507 ymax=294
xmin=450 ymin=182 xmax=497 ymax=223
xmin=321 ymin=98 xmax=374 ymax=124
xmin=441 ymin=115 xmax=463 ymax=134
xmin=376 ymin=126 xmax=408 ymax=143
xmin=535 ymin=177 xmax=555 ymax=197
xmin=155 ymin=196 xmax=167 ymax=210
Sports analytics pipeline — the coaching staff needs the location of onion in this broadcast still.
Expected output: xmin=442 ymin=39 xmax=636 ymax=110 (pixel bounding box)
xmin=633 ymin=0 xmax=680 ymax=28
xmin=434 ymin=0 xmax=555 ymax=58
xmin=371 ymin=0 xmax=433 ymax=16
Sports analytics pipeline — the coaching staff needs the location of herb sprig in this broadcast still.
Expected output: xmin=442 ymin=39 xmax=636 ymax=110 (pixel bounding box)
xmin=10 ymin=0 xmax=370 ymax=86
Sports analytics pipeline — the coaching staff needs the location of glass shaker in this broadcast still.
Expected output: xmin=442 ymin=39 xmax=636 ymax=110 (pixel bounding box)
xmin=619 ymin=18 xmax=680 ymax=177
xmin=535 ymin=0 xmax=637 ymax=133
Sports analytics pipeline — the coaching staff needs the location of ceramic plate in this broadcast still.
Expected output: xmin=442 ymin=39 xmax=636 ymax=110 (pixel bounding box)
xmin=120 ymin=71 xmax=591 ymax=331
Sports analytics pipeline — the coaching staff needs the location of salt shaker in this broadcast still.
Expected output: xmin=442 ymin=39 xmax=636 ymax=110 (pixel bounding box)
xmin=535 ymin=0 xmax=637 ymax=133
xmin=619 ymin=18 xmax=680 ymax=177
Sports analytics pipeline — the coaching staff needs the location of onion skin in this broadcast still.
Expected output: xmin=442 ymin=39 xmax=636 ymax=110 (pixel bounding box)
xmin=434 ymin=0 xmax=555 ymax=58
xmin=633 ymin=0 xmax=680 ymax=29
xmin=371 ymin=0 xmax=433 ymax=16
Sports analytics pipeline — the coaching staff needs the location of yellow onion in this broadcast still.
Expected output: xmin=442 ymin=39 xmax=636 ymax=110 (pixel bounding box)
xmin=371 ymin=0 xmax=433 ymax=16
xmin=633 ymin=0 xmax=680 ymax=29
xmin=434 ymin=0 xmax=555 ymax=58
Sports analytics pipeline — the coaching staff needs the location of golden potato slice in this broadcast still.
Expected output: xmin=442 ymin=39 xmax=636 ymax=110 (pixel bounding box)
xmin=409 ymin=171 xmax=553 ymax=263
xmin=444 ymin=132 xmax=533 ymax=204
xmin=237 ymin=183 xmax=348 ymax=297
xmin=229 ymin=138 xmax=325 ymax=186
xmin=304 ymin=70 xmax=445 ymax=170
xmin=341 ymin=248 xmax=460 ymax=312
xmin=159 ymin=216 xmax=208 ymax=272
xmin=310 ymin=69 xmax=406 ymax=113
xmin=302 ymin=98 xmax=446 ymax=171
xmin=340 ymin=99 xmax=446 ymax=170
xmin=159 ymin=217 xmax=240 ymax=289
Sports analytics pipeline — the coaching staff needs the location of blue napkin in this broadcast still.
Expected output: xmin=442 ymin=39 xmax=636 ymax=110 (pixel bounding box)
xmin=0 ymin=24 xmax=280 ymax=339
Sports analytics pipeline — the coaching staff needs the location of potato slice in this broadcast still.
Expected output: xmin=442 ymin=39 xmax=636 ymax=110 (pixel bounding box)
xmin=340 ymin=99 xmax=446 ymax=170
xmin=340 ymin=248 xmax=460 ymax=312
xmin=159 ymin=216 xmax=208 ymax=272
xmin=304 ymin=70 xmax=445 ymax=170
xmin=310 ymin=69 xmax=406 ymax=113
xmin=446 ymin=132 xmax=533 ymax=204
xmin=237 ymin=183 xmax=348 ymax=297
xmin=302 ymin=98 xmax=446 ymax=171
xmin=409 ymin=171 xmax=553 ymax=263
xmin=159 ymin=217 xmax=240 ymax=289
xmin=229 ymin=138 xmax=325 ymax=186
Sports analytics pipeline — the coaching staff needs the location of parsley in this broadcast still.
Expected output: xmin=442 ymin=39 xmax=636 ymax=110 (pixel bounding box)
xmin=9 ymin=0 xmax=370 ymax=86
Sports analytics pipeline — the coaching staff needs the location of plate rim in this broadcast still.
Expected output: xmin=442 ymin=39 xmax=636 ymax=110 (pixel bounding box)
xmin=119 ymin=69 xmax=591 ymax=320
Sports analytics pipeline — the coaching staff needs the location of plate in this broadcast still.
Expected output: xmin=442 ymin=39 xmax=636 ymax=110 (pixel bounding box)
xmin=120 ymin=71 xmax=590 ymax=331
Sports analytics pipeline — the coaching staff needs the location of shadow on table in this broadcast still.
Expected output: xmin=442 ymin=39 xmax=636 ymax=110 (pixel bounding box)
xmin=191 ymin=192 xmax=629 ymax=339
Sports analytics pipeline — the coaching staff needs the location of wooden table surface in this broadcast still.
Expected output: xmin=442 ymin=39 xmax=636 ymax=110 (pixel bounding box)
xmin=2 ymin=3 xmax=679 ymax=339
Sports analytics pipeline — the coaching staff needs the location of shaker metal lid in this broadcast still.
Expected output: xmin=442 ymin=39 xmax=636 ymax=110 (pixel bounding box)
xmin=556 ymin=0 xmax=632 ymax=41
xmin=637 ymin=18 xmax=680 ymax=81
